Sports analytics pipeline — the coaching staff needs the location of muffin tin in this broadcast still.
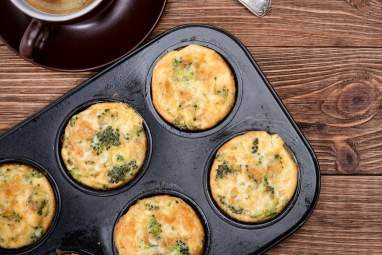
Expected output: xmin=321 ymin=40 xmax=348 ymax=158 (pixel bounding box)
xmin=0 ymin=25 xmax=320 ymax=255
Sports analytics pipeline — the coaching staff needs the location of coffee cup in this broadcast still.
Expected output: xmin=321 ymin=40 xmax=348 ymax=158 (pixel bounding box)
xmin=10 ymin=0 xmax=103 ymax=59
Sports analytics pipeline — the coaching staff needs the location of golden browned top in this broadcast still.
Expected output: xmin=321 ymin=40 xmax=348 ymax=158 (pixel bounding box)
xmin=0 ymin=163 xmax=56 ymax=249
xmin=61 ymin=102 xmax=147 ymax=190
xmin=209 ymin=131 xmax=299 ymax=223
xmin=114 ymin=195 xmax=205 ymax=255
xmin=152 ymin=44 xmax=236 ymax=131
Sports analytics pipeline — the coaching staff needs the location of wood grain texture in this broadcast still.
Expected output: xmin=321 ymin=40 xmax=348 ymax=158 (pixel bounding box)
xmin=154 ymin=0 xmax=382 ymax=47
xmin=1 ymin=0 xmax=382 ymax=254
xmin=256 ymin=47 xmax=382 ymax=175
xmin=1 ymin=45 xmax=382 ymax=175
xmin=268 ymin=176 xmax=382 ymax=255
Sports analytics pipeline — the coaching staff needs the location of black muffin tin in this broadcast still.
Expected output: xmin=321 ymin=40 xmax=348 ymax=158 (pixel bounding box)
xmin=0 ymin=25 xmax=320 ymax=255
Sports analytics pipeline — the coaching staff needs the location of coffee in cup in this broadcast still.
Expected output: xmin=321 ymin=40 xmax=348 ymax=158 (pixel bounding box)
xmin=11 ymin=0 xmax=103 ymax=59
xmin=25 ymin=0 xmax=96 ymax=15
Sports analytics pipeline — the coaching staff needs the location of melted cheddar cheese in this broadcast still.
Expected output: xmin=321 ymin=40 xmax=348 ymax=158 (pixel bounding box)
xmin=0 ymin=163 xmax=56 ymax=249
xmin=209 ymin=131 xmax=298 ymax=223
xmin=61 ymin=102 xmax=147 ymax=190
xmin=152 ymin=44 xmax=236 ymax=131
xmin=114 ymin=195 xmax=205 ymax=255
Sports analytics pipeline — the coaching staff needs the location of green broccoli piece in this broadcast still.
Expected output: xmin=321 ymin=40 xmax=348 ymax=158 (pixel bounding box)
xmin=31 ymin=169 xmax=43 ymax=178
xmin=264 ymin=176 xmax=275 ymax=195
xmin=173 ymin=57 xmax=183 ymax=67
xmin=172 ymin=56 xmax=196 ymax=84
xmin=148 ymin=215 xmax=162 ymax=238
xmin=264 ymin=208 xmax=278 ymax=218
xmin=218 ymin=196 xmax=244 ymax=215
xmin=216 ymin=161 xmax=233 ymax=179
xmin=91 ymin=126 xmax=121 ymax=154
xmin=36 ymin=199 xmax=49 ymax=216
xmin=175 ymin=240 xmax=190 ymax=255
xmin=1 ymin=211 xmax=22 ymax=222
xmin=69 ymin=116 xmax=78 ymax=127
xmin=30 ymin=226 xmax=44 ymax=242
xmin=116 ymin=155 xmax=124 ymax=162
xmin=252 ymin=138 xmax=259 ymax=154
xmin=145 ymin=203 xmax=159 ymax=211
xmin=107 ymin=160 xmax=138 ymax=184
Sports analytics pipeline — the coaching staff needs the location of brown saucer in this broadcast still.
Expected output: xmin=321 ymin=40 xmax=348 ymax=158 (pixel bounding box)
xmin=0 ymin=0 xmax=166 ymax=71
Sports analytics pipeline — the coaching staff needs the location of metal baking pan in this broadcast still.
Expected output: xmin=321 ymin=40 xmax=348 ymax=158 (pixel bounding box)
xmin=0 ymin=24 xmax=320 ymax=255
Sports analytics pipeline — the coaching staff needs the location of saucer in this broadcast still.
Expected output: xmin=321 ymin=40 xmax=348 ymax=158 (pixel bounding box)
xmin=0 ymin=0 xmax=166 ymax=71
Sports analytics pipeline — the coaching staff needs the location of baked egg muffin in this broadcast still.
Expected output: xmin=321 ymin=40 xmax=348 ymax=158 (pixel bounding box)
xmin=0 ymin=163 xmax=56 ymax=249
xmin=114 ymin=195 xmax=205 ymax=255
xmin=61 ymin=102 xmax=147 ymax=190
xmin=152 ymin=44 xmax=236 ymax=131
xmin=209 ymin=131 xmax=298 ymax=223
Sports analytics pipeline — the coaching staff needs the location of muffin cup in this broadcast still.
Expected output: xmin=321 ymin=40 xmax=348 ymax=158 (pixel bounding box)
xmin=145 ymin=41 xmax=243 ymax=138
xmin=55 ymin=98 xmax=153 ymax=196
xmin=204 ymin=130 xmax=301 ymax=229
xmin=112 ymin=188 xmax=211 ymax=255
xmin=0 ymin=158 xmax=61 ymax=254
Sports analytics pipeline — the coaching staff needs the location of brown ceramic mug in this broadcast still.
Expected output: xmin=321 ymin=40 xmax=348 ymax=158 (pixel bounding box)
xmin=10 ymin=0 xmax=103 ymax=59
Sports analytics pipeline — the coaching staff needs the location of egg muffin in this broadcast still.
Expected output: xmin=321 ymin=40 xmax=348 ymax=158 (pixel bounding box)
xmin=0 ymin=163 xmax=56 ymax=249
xmin=209 ymin=131 xmax=298 ymax=223
xmin=152 ymin=44 xmax=236 ymax=131
xmin=61 ymin=102 xmax=147 ymax=190
xmin=114 ymin=195 xmax=205 ymax=255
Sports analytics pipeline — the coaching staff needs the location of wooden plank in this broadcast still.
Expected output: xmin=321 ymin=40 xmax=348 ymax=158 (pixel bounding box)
xmin=1 ymin=1 xmax=381 ymax=254
xmin=154 ymin=0 xmax=382 ymax=47
xmin=1 ymin=46 xmax=382 ymax=175
xmin=255 ymin=46 xmax=382 ymax=175
xmin=2 ymin=0 xmax=382 ymax=48
xmin=268 ymin=175 xmax=382 ymax=254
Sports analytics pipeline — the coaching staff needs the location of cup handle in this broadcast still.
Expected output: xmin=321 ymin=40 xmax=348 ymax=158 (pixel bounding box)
xmin=19 ymin=19 xmax=50 ymax=59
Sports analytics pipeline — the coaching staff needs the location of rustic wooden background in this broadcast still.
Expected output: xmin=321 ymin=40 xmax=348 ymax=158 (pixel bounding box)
xmin=1 ymin=0 xmax=382 ymax=254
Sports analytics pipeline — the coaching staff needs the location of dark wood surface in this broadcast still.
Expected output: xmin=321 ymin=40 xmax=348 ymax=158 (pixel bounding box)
xmin=1 ymin=0 xmax=382 ymax=254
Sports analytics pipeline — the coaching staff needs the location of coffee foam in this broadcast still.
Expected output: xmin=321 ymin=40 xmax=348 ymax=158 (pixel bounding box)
xmin=25 ymin=0 xmax=95 ymax=15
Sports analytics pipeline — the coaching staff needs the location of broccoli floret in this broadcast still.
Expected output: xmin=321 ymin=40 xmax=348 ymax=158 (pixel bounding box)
xmin=263 ymin=176 xmax=275 ymax=195
xmin=229 ymin=205 xmax=244 ymax=214
xmin=216 ymin=161 xmax=233 ymax=179
xmin=69 ymin=116 xmax=78 ymax=127
xmin=107 ymin=160 xmax=137 ymax=184
xmin=274 ymin=154 xmax=285 ymax=168
xmin=148 ymin=215 xmax=162 ymax=238
xmin=30 ymin=226 xmax=44 ymax=242
xmin=252 ymin=138 xmax=259 ymax=154
xmin=175 ymin=240 xmax=190 ymax=255
xmin=264 ymin=208 xmax=278 ymax=218
xmin=218 ymin=195 xmax=244 ymax=214
xmin=91 ymin=126 xmax=121 ymax=154
xmin=31 ymin=169 xmax=43 ymax=178
xmin=1 ymin=211 xmax=22 ymax=222
xmin=172 ymin=56 xmax=196 ymax=84
xmin=145 ymin=203 xmax=159 ymax=211
xmin=173 ymin=57 xmax=183 ymax=67
xmin=36 ymin=199 xmax=49 ymax=216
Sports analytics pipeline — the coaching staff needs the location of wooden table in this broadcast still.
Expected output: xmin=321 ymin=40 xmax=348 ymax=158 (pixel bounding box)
xmin=1 ymin=0 xmax=382 ymax=254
